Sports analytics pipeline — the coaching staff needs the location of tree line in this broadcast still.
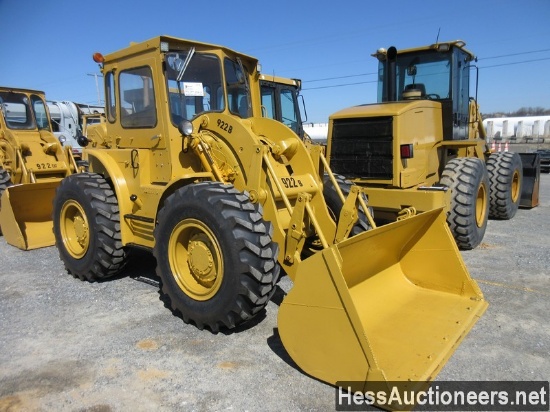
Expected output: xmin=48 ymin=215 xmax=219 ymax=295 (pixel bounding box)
xmin=482 ymin=107 xmax=550 ymax=119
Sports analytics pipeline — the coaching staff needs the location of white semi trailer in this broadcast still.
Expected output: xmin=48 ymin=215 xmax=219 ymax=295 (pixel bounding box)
xmin=47 ymin=101 xmax=104 ymax=159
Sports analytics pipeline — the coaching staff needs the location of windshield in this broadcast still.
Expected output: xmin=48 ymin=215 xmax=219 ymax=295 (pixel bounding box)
xmin=378 ymin=50 xmax=451 ymax=102
xmin=165 ymin=51 xmax=224 ymax=125
xmin=260 ymin=83 xmax=301 ymax=135
xmin=0 ymin=91 xmax=51 ymax=131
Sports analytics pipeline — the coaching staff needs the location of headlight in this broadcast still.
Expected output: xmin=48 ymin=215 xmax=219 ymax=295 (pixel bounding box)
xmin=58 ymin=135 xmax=66 ymax=144
xmin=178 ymin=120 xmax=193 ymax=136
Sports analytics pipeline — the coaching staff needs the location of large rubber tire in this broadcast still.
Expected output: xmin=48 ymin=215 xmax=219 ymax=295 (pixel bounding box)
xmin=53 ymin=172 xmax=128 ymax=281
xmin=323 ymin=174 xmax=371 ymax=236
xmin=153 ymin=182 xmax=280 ymax=332
xmin=486 ymin=152 xmax=522 ymax=220
xmin=0 ymin=169 xmax=12 ymax=236
xmin=440 ymin=158 xmax=489 ymax=250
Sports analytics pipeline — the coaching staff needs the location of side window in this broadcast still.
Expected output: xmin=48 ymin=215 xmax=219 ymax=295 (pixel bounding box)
xmin=453 ymin=49 xmax=470 ymax=139
xmin=261 ymin=86 xmax=276 ymax=119
xmin=280 ymin=89 xmax=298 ymax=133
xmin=119 ymin=66 xmax=156 ymax=128
xmin=106 ymin=71 xmax=116 ymax=123
xmin=0 ymin=92 xmax=35 ymax=130
xmin=31 ymin=95 xmax=50 ymax=130
xmin=224 ymin=58 xmax=251 ymax=118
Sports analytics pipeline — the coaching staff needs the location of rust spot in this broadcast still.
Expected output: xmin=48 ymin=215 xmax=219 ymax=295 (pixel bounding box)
xmin=0 ymin=395 xmax=23 ymax=412
xmin=136 ymin=339 xmax=159 ymax=351
xmin=218 ymin=361 xmax=239 ymax=369
xmin=137 ymin=368 xmax=169 ymax=381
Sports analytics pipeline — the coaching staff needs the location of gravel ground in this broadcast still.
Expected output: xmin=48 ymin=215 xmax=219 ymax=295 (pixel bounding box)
xmin=0 ymin=174 xmax=549 ymax=412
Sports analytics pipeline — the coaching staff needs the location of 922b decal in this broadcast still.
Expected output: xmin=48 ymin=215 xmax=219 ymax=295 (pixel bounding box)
xmin=281 ymin=177 xmax=303 ymax=189
xmin=217 ymin=119 xmax=233 ymax=134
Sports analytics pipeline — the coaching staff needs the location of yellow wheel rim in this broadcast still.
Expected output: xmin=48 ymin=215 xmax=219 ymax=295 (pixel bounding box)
xmin=60 ymin=200 xmax=90 ymax=258
xmin=476 ymin=182 xmax=488 ymax=228
xmin=169 ymin=218 xmax=223 ymax=301
xmin=511 ymin=170 xmax=520 ymax=203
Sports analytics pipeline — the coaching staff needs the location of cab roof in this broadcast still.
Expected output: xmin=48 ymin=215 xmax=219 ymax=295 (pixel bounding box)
xmin=102 ymin=35 xmax=259 ymax=65
xmin=372 ymin=40 xmax=476 ymax=62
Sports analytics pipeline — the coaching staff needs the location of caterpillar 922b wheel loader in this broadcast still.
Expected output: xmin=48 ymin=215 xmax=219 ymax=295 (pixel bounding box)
xmin=52 ymin=36 xmax=487 ymax=406
xmin=0 ymin=87 xmax=79 ymax=250
xmin=326 ymin=40 xmax=531 ymax=250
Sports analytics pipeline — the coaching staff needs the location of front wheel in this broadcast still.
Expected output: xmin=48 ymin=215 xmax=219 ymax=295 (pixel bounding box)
xmin=153 ymin=182 xmax=280 ymax=333
xmin=486 ymin=152 xmax=522 ymax=219
xmin=53 ymin=173 xmax=128 ymax=281
xmin=440 ymin=158 xmax=489 ymax=250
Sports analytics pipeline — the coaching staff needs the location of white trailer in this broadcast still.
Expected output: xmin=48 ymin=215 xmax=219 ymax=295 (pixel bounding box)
xmin=47 ymin=101 xmax=104 ymax=158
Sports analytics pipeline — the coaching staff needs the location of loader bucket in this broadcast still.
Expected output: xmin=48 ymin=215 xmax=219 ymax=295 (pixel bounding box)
xmin=278 ymin=207 xmax=487 ymax=406
xmin=0 ymin=181 xmax=59 ymax=250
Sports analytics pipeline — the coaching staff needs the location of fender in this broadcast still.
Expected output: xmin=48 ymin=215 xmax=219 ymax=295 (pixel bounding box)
xmin=86 ymin=149 xmax=134 ymax=245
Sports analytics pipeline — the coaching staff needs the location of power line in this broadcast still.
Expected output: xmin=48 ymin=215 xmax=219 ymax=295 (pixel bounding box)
xmin=305 ymin=72 xmax=377 ymax=84
xmin=479 ymin=48 xmax=550 ymax=60
xmin=479 ymin=56 xmax=550 ymax=69
xmin=303 ymin=80 xmax=377 ymax=91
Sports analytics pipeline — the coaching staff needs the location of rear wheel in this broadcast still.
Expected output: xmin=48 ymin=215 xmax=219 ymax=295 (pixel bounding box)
xmin=486 ymin=152 xmax=522 ymax=219
xmin=323 ymin=174 xmax=371 ymax=236
xmin=0 ymin=169 xmax=12 ymax=235
xmin=153 ymin=182 xmax=280 ymax=332
xmin=440 ymin=158 xmax=489 ymax=250
xmin=53 ymin=172 xmax=128 ymax=281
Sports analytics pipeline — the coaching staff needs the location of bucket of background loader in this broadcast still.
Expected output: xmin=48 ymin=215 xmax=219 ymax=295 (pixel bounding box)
xmin=278 ymin=207 xmax=487 ymax=409
xmin=0 ymin=181 xmax=59 ymax=250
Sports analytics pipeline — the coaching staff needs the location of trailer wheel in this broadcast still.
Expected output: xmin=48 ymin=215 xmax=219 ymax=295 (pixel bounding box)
xmin=153 ymin=182 xmax=280 ymax=332
xmin=53 ymin=172 xmax=128 ymax=281
xmin=323 ymin=174 xmax=371 ymax=236
xmin=486 ymin=152 xmax=522 ymax=219
xmin=440 ymin=158 xmax=489 ymax=250
xmin=0 ymin=169 xmax=13 ymax=235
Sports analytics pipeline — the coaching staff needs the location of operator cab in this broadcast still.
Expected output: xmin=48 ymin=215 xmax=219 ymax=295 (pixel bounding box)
xmin=374 ymin=40 xmax=476 ymax=140
xmin=259 ymin=76 xmax=306 ymax=139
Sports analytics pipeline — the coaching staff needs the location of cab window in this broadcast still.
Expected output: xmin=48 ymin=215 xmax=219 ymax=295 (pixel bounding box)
xmin=119 ymin=66 xmax=157 ymax=128
xmin=165 ymin=51 xmax=223 ymax=125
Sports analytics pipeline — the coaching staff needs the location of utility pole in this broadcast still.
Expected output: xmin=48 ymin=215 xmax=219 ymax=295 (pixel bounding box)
xmin=87 ymin=73 xmax=103 ymax=105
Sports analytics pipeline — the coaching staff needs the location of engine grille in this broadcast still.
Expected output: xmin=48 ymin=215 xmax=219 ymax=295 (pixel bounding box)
xmin=330 ymin=116 xmax=393 ymax=179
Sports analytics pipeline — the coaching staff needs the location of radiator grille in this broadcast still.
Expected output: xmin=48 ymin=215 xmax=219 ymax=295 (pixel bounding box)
xmin=330 ymin=117 xmax=393 ymax=179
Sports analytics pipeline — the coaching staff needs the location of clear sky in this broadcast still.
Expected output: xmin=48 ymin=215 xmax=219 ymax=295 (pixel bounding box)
xmin=1 ymin=0 xmax=548 ymax=123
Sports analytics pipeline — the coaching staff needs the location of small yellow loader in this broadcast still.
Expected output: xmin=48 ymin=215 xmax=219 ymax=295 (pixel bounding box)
xmin=0 ymin=87 xmax=79 ymax=250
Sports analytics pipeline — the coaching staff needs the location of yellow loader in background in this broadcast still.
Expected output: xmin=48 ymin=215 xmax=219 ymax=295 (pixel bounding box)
xmin=52 ymin=36 xmax=487 ymax=408
xmin=259 ymin=74 xmax=308 ymax=140
xmin=326 ymin=41 xmax=534 ymax=250
xmin=0 ymin=87 xmax=79 ymax=250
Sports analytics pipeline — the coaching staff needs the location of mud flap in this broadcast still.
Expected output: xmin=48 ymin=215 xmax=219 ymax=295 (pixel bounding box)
xmin=0 ymin=182 xmax=59 ymax=250
xmin=278 ymin=208 xmax=487 ymax=399
xmin=519 ymin=152 xmax=540 ymax=208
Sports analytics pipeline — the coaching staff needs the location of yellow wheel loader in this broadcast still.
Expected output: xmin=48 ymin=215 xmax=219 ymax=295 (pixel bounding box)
xmin=0 ymin=87 xmax=79 ymax=250
xmin=326 ymin=40 xmax=533 ymax=250
xmin=258 ymin=76 xmax=373 ymax=232
xmin=52 ymin=36 xmax=487 ymax=406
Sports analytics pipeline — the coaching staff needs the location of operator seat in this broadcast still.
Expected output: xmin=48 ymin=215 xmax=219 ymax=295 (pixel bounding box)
xmin=403 ymin=83 xmax=426 ymax=100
